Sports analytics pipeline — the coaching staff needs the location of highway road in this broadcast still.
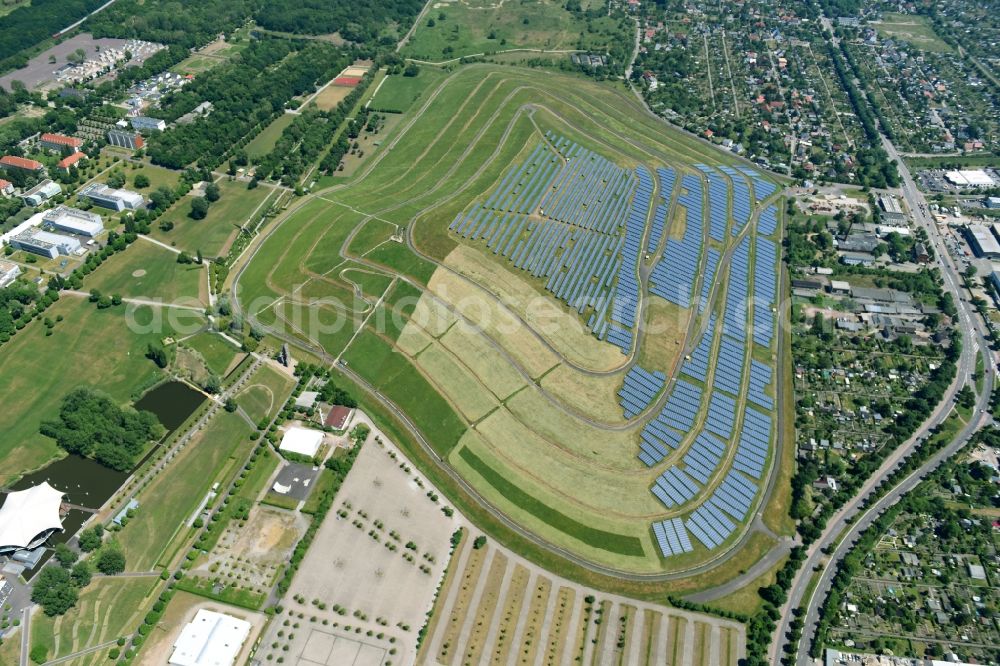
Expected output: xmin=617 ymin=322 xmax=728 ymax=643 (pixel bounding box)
xmin=771 ymin=134 xmax=996 ymax=665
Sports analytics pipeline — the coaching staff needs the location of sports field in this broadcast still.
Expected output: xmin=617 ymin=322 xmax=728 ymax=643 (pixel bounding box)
xmin=0 ymin=298 xmax=204 ymax=484
xmin=235 ymin=64 xmax=787 ymax=576
xmin=235 ymin=362 xmax=296 ymax=423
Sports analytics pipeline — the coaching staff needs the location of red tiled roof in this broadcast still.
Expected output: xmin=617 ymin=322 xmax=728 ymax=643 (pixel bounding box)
xmin=41 ymin=133 xmax=82 ymax=148
xmin=333 ymin=76 xmax=363 ymax=87
xmin=0 ymin=155 xmax=44 ymax=171
xmin=58 ymin=152 xmax=87 ymax=168
xmin=323 ymin=405 xmax=353 ymax=429
xmin=0 ymin=179 xmax=11 ymax=189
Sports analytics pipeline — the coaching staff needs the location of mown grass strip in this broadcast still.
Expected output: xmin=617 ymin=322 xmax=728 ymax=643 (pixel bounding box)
xmin=457 ymin=446 xmax=644 ymax=557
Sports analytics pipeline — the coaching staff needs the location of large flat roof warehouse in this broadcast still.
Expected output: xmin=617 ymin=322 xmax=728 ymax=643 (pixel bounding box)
xmin=0 ymin=482 xmax=65 ymax=552
xmin=945 ymin=169 xmax=996 ymax=188
xmin=168 ymin=609 xmax=251 ymax=666
xmin=279 ymin=426 xmax=324 ymax=458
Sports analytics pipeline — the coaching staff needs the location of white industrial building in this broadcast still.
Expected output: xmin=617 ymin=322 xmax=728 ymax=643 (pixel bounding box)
xmin=43 ymin=206 xmax=103 ymax=237
xmin=278 ymin=426 xmax=324 ymax=458
xmin=21 ymin=179 xmax=62 ymax=207
xmin=0 ymin=260 xmax=20 ymax=288
xmin=80 ymin=183 xmax=145 ymax=211
xmin=10 ymin=228 xmax=81 ymax=258
xmin=168 ymin=609 xmax=252 ymax=666
xmin=130 ymin=116 xmax=166 ymax=132
xmin=0 ymin=482 xmax=65 ymax=553
xmin=944 ymin=169 xmax=996 ymax=188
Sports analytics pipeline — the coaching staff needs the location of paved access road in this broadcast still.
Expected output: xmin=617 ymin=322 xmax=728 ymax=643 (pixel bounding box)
xmin=771 ymin=133 xmax=996 ymax=665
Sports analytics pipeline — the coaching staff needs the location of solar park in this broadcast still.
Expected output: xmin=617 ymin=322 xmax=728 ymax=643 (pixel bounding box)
xmin=443 ymin=124 xmax=783 ymax=565
xmin=236 ymin=66 xmax=787 ymax=581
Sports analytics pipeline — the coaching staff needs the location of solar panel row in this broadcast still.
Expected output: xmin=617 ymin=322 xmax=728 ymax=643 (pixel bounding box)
xmin=638 ymin=379 xmax=703 ymax=466
xmin=719 ymin=166 xmax=752 ymax=236
xmin=606 ymin=166 xmax=654 ymax=352
xmin=619 ymin=365 xmax=667 ymax=418
xmin=682 ymin=432 xmax=726 ymax=485
xmin=696 ymin=164 xmax=730 ymax=242
xmin=752 ymin=235 xmax=778 ymax=348
xmin=652 ymin=517 xmax=693 ymax=557
xmin=646 ymin=168 xmax=675 ymax=254
xmin=680 ymin=315 xmax=716 ymax=383
xmin=649 ymin=174 xmax=705 ymax=308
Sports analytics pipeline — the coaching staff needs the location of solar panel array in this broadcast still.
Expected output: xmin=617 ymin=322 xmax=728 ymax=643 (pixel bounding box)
xmin=712 ymin=335 xmax=745 ymax=396
xmin=600 ymin=166 xmax=653 ymax=352
xmin=758 ymin=204 xmax=778 ymax=236
xmin=649 ymin=174 xmax=704 ymax=308
xmin=696 ymin=165 xmax=730 ymax=242
xmin=698 ymin=248 xmax=720 ymax=314
xmin=680 ymin=316 xmax=716 ymax=383
xmin=747 ymin=360 xmax=774 ymax=411
xmin=681 ymin=432 xmax=725 ymax=484
xmin=738 ymin=166 xmax=777 ymax=202
xmin=619 ymin=365 xmax=666 ymax=418
xmin=723 ymin=236 xmax=751 ymax=341
xmin=646 ymin=168 xmax=675 ymax=254
xmin=638 ymin=378 xmax=702 ymax=466
xmin=719 ymin=166 xmax=752 ymax=235
xmin=652 ymin=517 xmax=693 ymax=557
xmin=733 ymin=406 xmax=771 ymax=480
xmin=684 ymin=470 xmax=760 ymax=548
xmin=753 ymin=235 xmax=778 ymax=348
xmin=449 ymin=134 xmax=660 ymax=353
xmin=645 ymin=181 xmax=784 ymax=558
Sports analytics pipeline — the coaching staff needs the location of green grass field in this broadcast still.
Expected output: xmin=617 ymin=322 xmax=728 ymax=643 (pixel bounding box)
xmin=370 ymin=69 xmax=446 ymax=113
xmin=182 ymin=332 xmax=242 ymax=377
xmin=151 ymin=181 xmax=274 ymax=258
xmin=235 ymin=363 xmax=296 ymax=423
xmin=876 ymin=13 xmax=951 ymax=52
xmin=341 ymin=328 xmax=467 ymax=455
xmin=86 ymin=239 xmax=207 ymax=307
xmin=116 ymin=410 xmax=254 ymax=570
xmin=401 ymin=0 xmax=627 ymax=62
xmin=246 ymin=113 xmax=296 ymax=159
xmin=29 ymin=576 xmax=156 ymax=662
xmin=0 ymin=299 xmax=203 ymax=484
xmin=458 ymin=445 xmax=643 ymax=556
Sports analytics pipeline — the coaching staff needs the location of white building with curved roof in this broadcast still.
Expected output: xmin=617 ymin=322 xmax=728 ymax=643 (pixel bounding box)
xmin=0 ymin=482 xmax=65 ymax=553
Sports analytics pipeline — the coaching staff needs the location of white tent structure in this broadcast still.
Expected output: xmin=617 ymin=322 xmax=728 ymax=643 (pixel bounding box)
xmin=278 ymin=426 xmax=324 ymax=457
xmin=0 ymin=482 xmax=65 ymax=552
xmin=169 ymin=609 xmax=251 ymax=666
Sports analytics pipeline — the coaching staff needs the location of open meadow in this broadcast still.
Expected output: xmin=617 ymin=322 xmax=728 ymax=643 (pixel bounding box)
xmin=0 ymin=297 xmax=204 ymax=484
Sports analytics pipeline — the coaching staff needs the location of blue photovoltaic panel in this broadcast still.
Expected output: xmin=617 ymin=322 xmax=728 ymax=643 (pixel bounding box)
xmin=649 ymin=173 xmax=704 ymax=308
xmin=758 ymin=204 xmax=778 ymax=236
xmin=713 ymin=335 xmax=745 ymax=397
xmin=681 ymin=316 xmax=716 ymax=383
xmin=695 ymin=164 xmax=730 ymax=242
xmin=719 ymin=166 xmax=752 ymax=235
xmin=737 ymin=166 xmax=778 ymax=202
xmin=699 ymin=248 xmax=720 ymax=313
xmin=619 ymin=365 xmax=666 ymax=418
xmin=449 ymin=132 xmax=653 ymax=353
xmin=752 ymin=235 xmax=778 ymax=347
